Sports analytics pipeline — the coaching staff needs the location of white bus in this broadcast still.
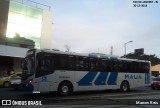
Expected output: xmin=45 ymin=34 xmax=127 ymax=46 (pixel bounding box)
xmin=22 ymin=49 xmax=151 ymax=95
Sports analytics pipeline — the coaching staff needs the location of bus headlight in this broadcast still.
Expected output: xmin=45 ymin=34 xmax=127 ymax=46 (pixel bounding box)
xmin=27 ymin=79 xmax=32 ymax=83
xmin=29 ymin=80 xmax=32 ymax=83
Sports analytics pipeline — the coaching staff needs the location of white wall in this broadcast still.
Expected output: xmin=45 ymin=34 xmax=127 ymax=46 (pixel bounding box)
xmin=0 ymin=45 xmax=28 ymax=58
xmin=41 ymin=10 xmax=53 ymax=49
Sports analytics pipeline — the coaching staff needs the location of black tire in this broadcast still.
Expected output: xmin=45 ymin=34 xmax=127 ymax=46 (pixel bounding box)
xmin=3 ymin=81 xmax=11 ymax=88
xmin=58 ymin=82 xmax=72 ymax=96
xmin=120 ymin=81 xmax=129 ymax=92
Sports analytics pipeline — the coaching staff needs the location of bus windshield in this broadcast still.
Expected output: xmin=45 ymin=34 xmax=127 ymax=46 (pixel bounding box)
xmin=23 ymin=55 xmax=35 ymax=78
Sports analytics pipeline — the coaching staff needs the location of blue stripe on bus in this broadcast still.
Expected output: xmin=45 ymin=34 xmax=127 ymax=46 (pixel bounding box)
xmin=145 ymin=73 xmax=150 ymax=84
xmin=148 ymin=73 xmax=150 ymax=84
xmin=94 ymin=72 xmax=108 ymax=85
xmin=147 ymin=73 xmax=150 ymax=84
xmin=107 ymin=72 xmax=118 ymax=85
xmin=78 ymin=71 xmax=97 ymax=86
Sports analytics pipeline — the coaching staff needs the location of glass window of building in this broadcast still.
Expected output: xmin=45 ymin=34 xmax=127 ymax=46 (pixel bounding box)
xmin=6 ymin=0 xmax=43 ymax=48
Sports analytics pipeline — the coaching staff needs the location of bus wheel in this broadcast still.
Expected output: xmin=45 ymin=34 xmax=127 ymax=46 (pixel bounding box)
xmin=58 ymin=82 xmax=72 ymax=96
xmin=3 ymin=81 xmax=10 ymax=88
xmin=120 ymin=81 xmax=129 ymax=92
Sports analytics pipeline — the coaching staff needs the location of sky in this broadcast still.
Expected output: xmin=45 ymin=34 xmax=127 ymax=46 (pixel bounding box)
xmin=28 ymin=0 xmax=160 ymax=57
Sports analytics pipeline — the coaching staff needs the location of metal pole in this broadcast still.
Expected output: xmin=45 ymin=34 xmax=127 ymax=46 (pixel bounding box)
xmin=124 ymin=41 xmax=133 ymax=57
xmin=124 ymin=43 xmax=126 ymax=56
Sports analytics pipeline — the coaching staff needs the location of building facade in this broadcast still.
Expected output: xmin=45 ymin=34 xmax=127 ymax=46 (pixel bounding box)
xmin=151 ymin=64 xmax=160 ymax=77
xmin=0 ymin=0 xmax=53 ymax=76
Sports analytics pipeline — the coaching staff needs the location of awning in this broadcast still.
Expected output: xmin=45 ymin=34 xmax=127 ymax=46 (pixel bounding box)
xmin=0 ymin=45 xmax=29 ymax=58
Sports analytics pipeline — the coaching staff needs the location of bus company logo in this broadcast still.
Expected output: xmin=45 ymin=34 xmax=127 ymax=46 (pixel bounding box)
xmin=41 ymin=76 xmax=47 ymax=82
xmin=2 ymin=100 xmax=11 ymax=105
xmin=125 ymin=74 xmax=142 ymax=79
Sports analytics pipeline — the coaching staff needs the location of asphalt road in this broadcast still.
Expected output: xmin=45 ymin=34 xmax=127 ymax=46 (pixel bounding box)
xmin=0 ymin=86 xmax=160 ymax=108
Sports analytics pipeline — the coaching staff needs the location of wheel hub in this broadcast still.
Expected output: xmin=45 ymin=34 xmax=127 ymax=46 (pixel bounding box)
xmin=62 ymin=86 xmax=68 ymax=93
xmin=123 ymin=84 xmax=127 ymax=91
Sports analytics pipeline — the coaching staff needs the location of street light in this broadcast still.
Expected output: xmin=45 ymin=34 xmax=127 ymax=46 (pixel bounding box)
xmin=124 ymin=41 xmax=133 ymax=57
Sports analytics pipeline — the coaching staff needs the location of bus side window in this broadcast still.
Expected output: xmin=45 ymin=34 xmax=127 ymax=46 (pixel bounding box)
xmin=122 ymin=61 xmax=130 ymax=72
xmin=120 ymin=61 xmax=125 ymax=72
xmin=137 ymin=62 xmax=142 ymax=73
xmin=76 ymin=57 xmax=89 ymax=71
xmin=118 ymin=60 xmax=123 ymax=72
xmin=130 ymin=61 xmax=134 ymax=72
xmin=43 ymin=56 xmax=53 ymax=71
xmin=43 ymin=59 xmax=53 ymax=71
xmin=112 ymin=60 xmax=119 ymax=72
xmin=131 ymin=62 xmax=136 ymax=72
xmin=106 ymin=60 xmax=111 ymax=72
xmin=66 ymin=55 xmax=75 ymax=70
xmin=99 ymin=59 xmax=107 ymax=72
xmin=141 ymin=62 xmax=150 ymax=73
xmin=145 ymin=62 xmax=150 ymax=72
xmin=36 ymin=53 xmax=54 ymax=77
xmin=54 ymin=54 xmax=61 ymax=70
xmin=89 ymin=58 xmax=98 ymax=72
xmin=127 ymin=61 xmax=132 ymax=72
xmin=56 ymin=54 xmax=75 ymax=70
xmin=76 ymin=56 xmax=86 ymax=71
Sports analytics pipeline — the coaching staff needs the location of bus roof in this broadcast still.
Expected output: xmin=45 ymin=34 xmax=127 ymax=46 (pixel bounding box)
xmin=39 ymin=49 xmax=88 ymax=57
xmin=36 ymin=49 xmax=119 ymax=59
xmin=119 ymin=57 xmax=150 ymax=63
xmin=33 ymin=49 xmax=150 ymax=63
